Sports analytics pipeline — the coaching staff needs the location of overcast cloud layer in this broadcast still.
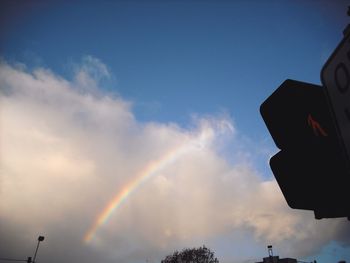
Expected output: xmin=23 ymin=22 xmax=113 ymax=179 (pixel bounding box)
xmin=0 ymin=58 xmax=349 ymax=263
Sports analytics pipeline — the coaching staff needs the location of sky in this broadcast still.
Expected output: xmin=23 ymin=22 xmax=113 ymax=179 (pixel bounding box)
xmin=0 ymin=1 xmax=350 ymax=263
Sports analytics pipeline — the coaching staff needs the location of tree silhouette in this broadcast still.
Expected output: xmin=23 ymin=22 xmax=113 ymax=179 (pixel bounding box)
xmin=161 ymin=246 xmax=219 ymax=263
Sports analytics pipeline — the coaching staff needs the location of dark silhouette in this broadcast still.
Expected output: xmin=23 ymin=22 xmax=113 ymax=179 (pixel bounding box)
xmin=255 ymin=245 xmax=298 ymax=263
xmin=32 ymin=236 xmax=44 ymax=263
xmin=260 ymin=79 xmax=350 ymax=219
xmin=260 ymin=8 xmax=350 ymax=220
xmin=161 ymin=246 xmax=219 ymax=263
xmin=0 ymin=235 xmax=45 ymax=263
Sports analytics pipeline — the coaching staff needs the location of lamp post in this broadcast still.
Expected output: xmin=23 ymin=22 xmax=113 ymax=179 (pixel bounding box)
xmin=32 ymin=236 xmax=44 ymax=263
xmin=0 ymin=235 xmax=45 ymax=263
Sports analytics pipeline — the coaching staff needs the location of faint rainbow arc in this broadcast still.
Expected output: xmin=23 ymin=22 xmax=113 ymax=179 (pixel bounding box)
xmin=83 ymin=129 xmax=213 ymax=243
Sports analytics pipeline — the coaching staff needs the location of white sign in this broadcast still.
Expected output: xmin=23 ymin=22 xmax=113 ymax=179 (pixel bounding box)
xmin=321 ymin=33 xmax=350 ymax=162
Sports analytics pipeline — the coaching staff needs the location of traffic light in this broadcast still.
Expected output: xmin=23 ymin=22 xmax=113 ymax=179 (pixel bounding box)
xmin=260 ymin=14 xmax=350 ymax=219
xmin=260 ymin=79 xmax=350 ymax=219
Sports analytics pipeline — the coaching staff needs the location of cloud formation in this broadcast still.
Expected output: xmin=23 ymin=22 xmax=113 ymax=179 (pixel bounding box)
xmin=0 ymin=57 xmax=349 ymax=263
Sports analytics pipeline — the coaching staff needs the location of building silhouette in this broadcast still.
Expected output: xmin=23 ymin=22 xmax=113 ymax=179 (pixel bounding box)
xmin=255 ymin=245 xmax=347 ymax=263
xmin=255 ymin=246 xmax=297 ymax=263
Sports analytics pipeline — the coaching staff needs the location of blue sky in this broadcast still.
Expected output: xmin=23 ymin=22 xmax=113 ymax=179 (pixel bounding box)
xmin=1 ymin=1 xmax=350 ymax=263
xmin=2 ymin=1 xmax=347 ymax=131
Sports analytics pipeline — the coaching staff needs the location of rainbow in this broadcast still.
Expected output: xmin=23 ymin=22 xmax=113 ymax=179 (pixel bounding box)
xmin=83 ymin=128 xmax=213 ymax=243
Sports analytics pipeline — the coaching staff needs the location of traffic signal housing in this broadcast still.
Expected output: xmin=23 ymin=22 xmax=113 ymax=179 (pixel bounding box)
xmin=260 ymin=79 xmax=350 ymax=219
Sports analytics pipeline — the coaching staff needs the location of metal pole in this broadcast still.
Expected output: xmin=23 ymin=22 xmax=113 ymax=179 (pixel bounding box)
xmin=32 ymin=240 xmax=40 ymax=263
xmin=32 ymin=236 xmax=44 ymax=263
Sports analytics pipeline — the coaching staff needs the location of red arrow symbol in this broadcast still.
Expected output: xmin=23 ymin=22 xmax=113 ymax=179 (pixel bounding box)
xmin=307 ymin=114 xmax=328 ymax=137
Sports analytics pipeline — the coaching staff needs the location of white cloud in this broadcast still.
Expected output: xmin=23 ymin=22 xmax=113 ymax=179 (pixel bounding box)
xmin=0 ymin=58 xmax=349 ymax=263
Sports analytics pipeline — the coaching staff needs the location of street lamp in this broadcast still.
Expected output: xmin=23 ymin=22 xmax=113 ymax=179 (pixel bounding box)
xmin=32 ymin=236 xmax=45 ymax=263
